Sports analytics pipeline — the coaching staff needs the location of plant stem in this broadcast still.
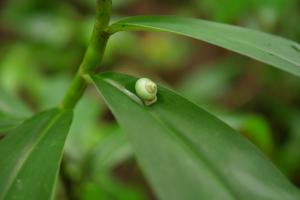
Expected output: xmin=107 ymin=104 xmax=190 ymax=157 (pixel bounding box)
xmin=60 ymin=0 xmax=112 ymax=110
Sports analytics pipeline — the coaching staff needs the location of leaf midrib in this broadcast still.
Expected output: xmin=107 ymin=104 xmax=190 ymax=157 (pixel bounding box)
xmin=150 ymin=109 xmax=238 ymax=199
xmin=101 ymin=77 xmax=239 ymax=200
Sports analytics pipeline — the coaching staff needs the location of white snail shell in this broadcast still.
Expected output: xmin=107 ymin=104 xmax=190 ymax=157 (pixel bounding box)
xmin=135 ymin=78 xmax=157 ymax=105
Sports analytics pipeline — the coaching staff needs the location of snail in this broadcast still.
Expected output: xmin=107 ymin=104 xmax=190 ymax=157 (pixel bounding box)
xmin=135 ymin=78 xmax=158 ymax=106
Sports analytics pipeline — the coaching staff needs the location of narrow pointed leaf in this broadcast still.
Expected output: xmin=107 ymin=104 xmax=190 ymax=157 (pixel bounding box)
xmin=92 ymin=72 xmax=300 ymax=200
xmin=108 ymin=16 xmax=300 ymax=77
xmin=0 ymin=108 xmax=73 ymax=200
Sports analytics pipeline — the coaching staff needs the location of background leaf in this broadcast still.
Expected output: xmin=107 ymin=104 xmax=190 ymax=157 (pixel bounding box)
xmin=0 ymin=88 xmax=32 ymax=135
xmin=0 ymin=108 xmax=73 ymax=200
xmin=108 ymin=16 xmax=300 ymax=77
xmin=92 ymin=72 xmax=300 ymax=200
xmin=0 ymin=113 xmax=24 ymax=133
xmin=0 ymin=88 xmax=31 ymax=117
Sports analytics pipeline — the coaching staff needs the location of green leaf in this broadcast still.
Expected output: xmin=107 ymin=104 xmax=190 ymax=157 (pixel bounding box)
xmin=80 ymin=179 xmax=145 ymax=200
xmin=218 ymin=112 xmax=274 ymax=155
xmin=178 ymin=58 xmax=242 ymax=103
xmin=0 ymin=108 xmax=73 ymax=200
xmin=82 ymin=128 xmax=144 ymax=200
xmin=0 ymin=88 xmax=31 ymax=134
xmin=0 ymin=112 xmax=24 ymax=133
xmin=0 ymin=87 xmax=31 ymax=118
xmin=92 ymin=72 xmax=300 ymax=200
xmin=108 ymin=16 xmax=300 ymax=77
xmin=278 ymin=117 xmax=300 ymax=176
xmin=88 ymin=127 xmax=132 ymax=173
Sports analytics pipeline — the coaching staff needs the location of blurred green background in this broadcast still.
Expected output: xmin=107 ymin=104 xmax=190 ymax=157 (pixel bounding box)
xmin=0 ymin=0 xmax=300 ymax=199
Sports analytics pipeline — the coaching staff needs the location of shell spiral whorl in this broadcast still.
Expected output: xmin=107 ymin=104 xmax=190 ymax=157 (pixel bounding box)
xmin=135 ymin=78 xmax=158 ymax=105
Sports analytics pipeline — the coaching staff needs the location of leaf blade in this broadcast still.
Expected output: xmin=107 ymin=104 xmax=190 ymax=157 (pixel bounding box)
xmin=0 ymin=108 xmax=73 ymax=200
xmin=108 ymin=16 xmax=300 ymax=77
xmin=92 ymin=72 xmax=300 ymax=200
